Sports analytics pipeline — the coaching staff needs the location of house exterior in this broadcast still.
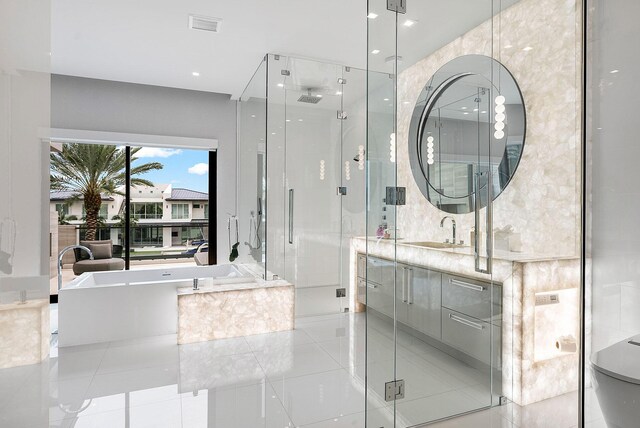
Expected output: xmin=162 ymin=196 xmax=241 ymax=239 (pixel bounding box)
xmin=50 ymin=184 xmax=209 ymax=248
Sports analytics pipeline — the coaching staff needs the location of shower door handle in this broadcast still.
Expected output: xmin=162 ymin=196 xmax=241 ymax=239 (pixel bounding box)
xmin=474 ymin=171 xmax=492 ymax=275
xmin=288 ymin=189 xmax=294 ymax=244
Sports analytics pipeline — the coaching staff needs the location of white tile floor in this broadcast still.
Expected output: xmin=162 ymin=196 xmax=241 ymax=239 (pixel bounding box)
xmin=0 ymin=312 xmax=594 ymax=427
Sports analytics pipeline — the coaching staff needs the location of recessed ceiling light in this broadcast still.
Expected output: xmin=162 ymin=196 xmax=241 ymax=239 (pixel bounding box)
xmin=610 ymin=69 xmax=619 ymax=74
xmin=522 ymin=46 xmax=533 ymax=51
xmin=335 ymin=91 xmax=342 ymax=95
xmin=298 ymin=119 xmax=303 ymax=122
xmin=367 ymin=12 xmax=378 ymax=19
xmin=316 ymin=94 xmax=323 ymax=98
xmin=192 ymin=71 xmax=200 ymax=76
xmin=463 ymin=112 xmax=469 ymax=115
xmin=403 ymin=19 xmax=417 ymax=27
xmin=251 ymin=115 xmax=256 ymax=118
xmin=461 ymin=106 xmax=467 ymax=110
xmin=473 ymin=108 xmax=478 ymax=112
xmin=371 ymin=49 xmax=380 ymax=55
xmin=271 ymin=132 xmax=276 ymax=135
xmin=384 ymin=98 xmax=390 ymax=101
xmin=403 ymin=101 xmax=410 ymax=105
xmin=277 ymin=83 xmax=284 ymax=88
xmin=481 ymin=111 xmax=487 ymax=114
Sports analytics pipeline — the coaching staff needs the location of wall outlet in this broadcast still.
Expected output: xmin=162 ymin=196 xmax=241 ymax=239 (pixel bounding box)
xmin=336 ymin=288 xmax=346 ymax=298
xmin=535 ymin=293 xmax=560 ymax=306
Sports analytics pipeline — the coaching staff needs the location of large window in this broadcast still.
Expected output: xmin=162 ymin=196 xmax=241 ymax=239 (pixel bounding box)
xmin=171 ymin=203 xmax=189 ymax=219
xmin=132 ymin=202 xmax=163 ymax=219
xmin=132 ymin=226 xmax=163 ymax=247
xmin=55 ymin=203 xmax=69 ymax=216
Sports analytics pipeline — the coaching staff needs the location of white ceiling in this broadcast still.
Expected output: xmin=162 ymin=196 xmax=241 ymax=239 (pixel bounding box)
xmin=51 ymin=0 xmax=366 ymax=99
xmin=52 ymin=0 xmax=521 ymax=99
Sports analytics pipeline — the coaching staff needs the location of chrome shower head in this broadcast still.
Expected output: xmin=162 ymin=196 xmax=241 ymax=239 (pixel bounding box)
xmin=297 ymin=89 xmax=322 ymax=104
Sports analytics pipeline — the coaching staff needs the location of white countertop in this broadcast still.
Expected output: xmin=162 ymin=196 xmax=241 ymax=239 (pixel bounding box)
xmin=355 ymin=237 xmax=578 ymax=263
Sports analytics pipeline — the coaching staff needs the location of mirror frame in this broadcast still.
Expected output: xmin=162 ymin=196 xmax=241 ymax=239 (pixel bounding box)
xmin=408 ymin=54 xmax=526 ymax=214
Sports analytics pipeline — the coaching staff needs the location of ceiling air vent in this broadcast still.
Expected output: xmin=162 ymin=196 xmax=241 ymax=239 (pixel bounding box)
xmin=188 ymin=14 xmax=222 ymax=33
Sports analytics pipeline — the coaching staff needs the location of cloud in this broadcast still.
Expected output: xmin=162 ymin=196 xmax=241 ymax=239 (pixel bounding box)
xmin=188 ymin=163 xmax=209 ymax=175
xmin=136 ymin=147 xmax=183 ymax=158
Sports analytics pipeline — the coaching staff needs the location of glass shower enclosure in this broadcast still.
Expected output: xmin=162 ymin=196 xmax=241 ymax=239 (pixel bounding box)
xmin=365 ymin=0 xmax=582 ymax=426
xmin=237 ymin=54 xmax=368 ymax=317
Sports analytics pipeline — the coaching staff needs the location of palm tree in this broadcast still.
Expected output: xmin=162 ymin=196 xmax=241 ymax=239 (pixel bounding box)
xmin=50 ymin=144 xmax=163 ymax=240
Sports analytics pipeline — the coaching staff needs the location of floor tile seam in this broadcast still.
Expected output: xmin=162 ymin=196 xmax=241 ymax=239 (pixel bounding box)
xmin=51 ymin=394 xmax=184 ymax=423
xmin=264 ymin=364 xmax=350 ymax=384
xmin=244 ymin=340 xmax=295 ymax=425
xmin=296 ymin=408 xmax=366 ymax=427
xmin=258 ymin=369 xmax=295 ymax=425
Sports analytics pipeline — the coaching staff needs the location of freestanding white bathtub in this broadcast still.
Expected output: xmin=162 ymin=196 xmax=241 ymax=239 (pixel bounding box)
xmin=58 ymin=265 xmax=255 ymax=347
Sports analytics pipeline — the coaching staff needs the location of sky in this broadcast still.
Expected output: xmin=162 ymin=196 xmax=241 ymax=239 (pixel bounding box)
xmin=133 ymin=147 xmax=209 ymax=193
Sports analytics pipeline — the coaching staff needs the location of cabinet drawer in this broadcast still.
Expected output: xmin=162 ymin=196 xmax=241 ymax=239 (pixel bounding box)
xmin=357 ymin=278 xmax=366 ymax=304
xmin=442 ymin=274 xmax=501 ymax=324
xmin=357 ymin=254 xmax=366 ymax=279
xmin=442 ymin=308 xmax=492 ymax=365
xmin=368 ymin=256 xmax=396 ymax=286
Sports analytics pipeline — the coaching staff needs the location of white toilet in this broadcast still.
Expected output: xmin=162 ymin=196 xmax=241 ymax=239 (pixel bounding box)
xmin=591 ymin=335 xmax=640 ymax=428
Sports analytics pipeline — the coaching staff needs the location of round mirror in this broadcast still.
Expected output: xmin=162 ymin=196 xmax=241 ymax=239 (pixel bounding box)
xmin=408 ymin=55 xmax=526 ymax=214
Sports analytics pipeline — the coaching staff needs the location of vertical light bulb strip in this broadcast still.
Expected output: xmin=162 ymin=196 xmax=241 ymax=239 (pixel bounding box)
xmin=320 ymin=159 xmax=325 ymax=181
xmin=345 ymin=161 xmax=351 ymax=181
xmin=389 ymin=133 xmax=396 ymax=163
xmin=358 ymin=145 xmax=365 ymax=170
xmin=426 ymin=135 xmax=435 ymax=165
xmin=494 ymin=95 xmax=506 ymax=140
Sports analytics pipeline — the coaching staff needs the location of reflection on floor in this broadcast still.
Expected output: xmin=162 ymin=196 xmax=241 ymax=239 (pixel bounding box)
xmin=0 ymin=312 xmax=583 ymax=427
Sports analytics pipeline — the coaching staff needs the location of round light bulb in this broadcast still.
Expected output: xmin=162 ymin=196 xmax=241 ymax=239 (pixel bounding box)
xmin=427 ymin=142 xmax=434 ymax=149
xmin=495 ymin=104 xmax=506 ymax=114
xmin=494 ymin=122 xmax=505 ymax=131
xmin=495 ymin=113 xmax=506 ymax=122
xmin=494 ymin=130 xmax=505 ymax=139
xmin=427 ymin=136 xmax=434 ymax=143
xmin=427 ymin=158 xmax=434 ymax=165
xmin=495 ymin=95 xmax=506 ymax=105
xmin=427 ymin=153 xmax=434 ymax=160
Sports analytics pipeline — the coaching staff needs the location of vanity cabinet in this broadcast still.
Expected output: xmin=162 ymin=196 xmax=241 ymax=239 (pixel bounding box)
xmin=357 ymin=253 xmax=501 ymax=367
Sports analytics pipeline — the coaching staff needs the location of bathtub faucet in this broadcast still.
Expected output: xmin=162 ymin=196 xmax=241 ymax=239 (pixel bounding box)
xmin=58 ymin=245 xmax=93 ymax=291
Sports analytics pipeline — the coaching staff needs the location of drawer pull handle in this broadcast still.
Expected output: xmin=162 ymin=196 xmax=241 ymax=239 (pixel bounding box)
xmin=367 ymin=283 xmax=378 ymax=289
xmin=449 ymin=313 xmax=484 ymax=330
xmin=450 ymin=278 xmax=486 ymax=292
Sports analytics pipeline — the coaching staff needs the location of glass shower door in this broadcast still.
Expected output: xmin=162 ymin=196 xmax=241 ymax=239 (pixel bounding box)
xmin=366 ymin=0 xmax=509 ymax=426
xmin=281 ymin=57 xmax=347 ymax=316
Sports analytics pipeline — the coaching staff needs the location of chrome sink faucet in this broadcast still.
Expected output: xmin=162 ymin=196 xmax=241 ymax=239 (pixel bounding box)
xmin=440 ymin=216 xmax=456 ymax=244
xmin=58 ymin=245 xmax=93 ymax=291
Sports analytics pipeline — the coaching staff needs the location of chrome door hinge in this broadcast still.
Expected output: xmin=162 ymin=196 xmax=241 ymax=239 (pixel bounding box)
xmin=337 ymin=78 xmax=347 ymax=85
xmin=337 ymin=186 xmax=347 ymax=196
xmin=337 ymin=110 xmax=348 ymax=120
xmin=385 ymin=379 xmax=405 ymax=401
xmin=387 ymin=0 xmax=406 ymax=14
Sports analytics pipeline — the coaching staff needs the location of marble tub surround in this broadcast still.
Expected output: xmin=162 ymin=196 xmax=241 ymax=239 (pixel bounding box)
xmin=394 ymin=0 xmax=582 ymax=257
xmin=0 ymin=299 xmax=49 ymax=369
xmin=350 ymin=237 xmax=580 ymax=406
xmin=177 ymin=278 xmax=294 ymax=344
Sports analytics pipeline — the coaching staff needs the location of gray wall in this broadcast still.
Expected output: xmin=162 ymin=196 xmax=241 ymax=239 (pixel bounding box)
xmin=51 ymin=75 xmax=237 ymax=260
